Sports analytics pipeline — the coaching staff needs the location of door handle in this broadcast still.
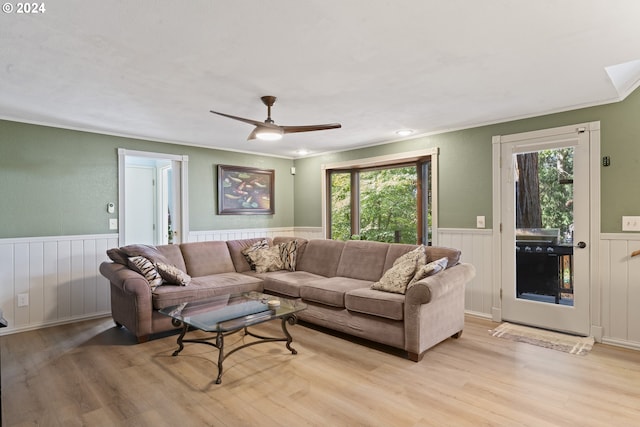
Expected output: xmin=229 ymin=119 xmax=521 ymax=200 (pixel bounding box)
xmin=575 ymin=241 xmax=587 ymax=249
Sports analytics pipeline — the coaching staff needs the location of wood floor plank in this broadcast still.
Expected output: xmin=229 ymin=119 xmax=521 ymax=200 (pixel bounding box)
xmin=3 ymin=315 xmax=640 ymax=426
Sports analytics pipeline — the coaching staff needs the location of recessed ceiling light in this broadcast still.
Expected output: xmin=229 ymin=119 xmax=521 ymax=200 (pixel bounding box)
xmin=296 ymin=149 xmax=309 ymax=156
xmin=395 ymin=129 xmax=414 ymax=137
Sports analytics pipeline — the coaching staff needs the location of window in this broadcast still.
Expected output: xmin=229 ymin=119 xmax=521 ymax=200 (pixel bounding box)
xmin=325 ymin=152 xmax=434 ymax=245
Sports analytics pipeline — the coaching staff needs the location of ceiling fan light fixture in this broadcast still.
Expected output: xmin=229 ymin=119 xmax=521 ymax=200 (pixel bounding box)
xmin=255 ymin=127 xmax=284 ymax=141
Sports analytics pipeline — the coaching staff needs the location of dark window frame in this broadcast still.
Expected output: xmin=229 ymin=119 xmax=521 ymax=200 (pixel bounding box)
xmin=326 ymin=157 xmax=431 ymax=245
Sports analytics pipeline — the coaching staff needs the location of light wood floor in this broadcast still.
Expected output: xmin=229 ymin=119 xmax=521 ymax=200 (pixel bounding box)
xmin=2 ymin=315 xmax=640 ymax=427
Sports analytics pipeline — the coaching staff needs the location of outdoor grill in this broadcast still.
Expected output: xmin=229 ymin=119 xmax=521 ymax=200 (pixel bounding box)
xmin=515 ymin=228 xmax=573 ymax=303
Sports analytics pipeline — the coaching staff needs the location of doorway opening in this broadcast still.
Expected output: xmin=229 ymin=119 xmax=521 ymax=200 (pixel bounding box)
xmin=117 ymin=149 xmax=189 ymax=246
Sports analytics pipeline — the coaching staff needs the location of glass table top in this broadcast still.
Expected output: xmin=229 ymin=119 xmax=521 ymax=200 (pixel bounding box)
xmin=159 ymin=291 xmax=306 ymax=332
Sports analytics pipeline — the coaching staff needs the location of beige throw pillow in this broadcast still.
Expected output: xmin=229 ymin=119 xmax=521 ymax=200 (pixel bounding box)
xmin=241 ymin=239 xmax=270 ymax=270
xmin=156 ymin=262 xmax=191 ymax=286
xmin=246 ymin=245 xmax=285 ymax=273
xmin=371 ymin=257 xmax=418 ymax=294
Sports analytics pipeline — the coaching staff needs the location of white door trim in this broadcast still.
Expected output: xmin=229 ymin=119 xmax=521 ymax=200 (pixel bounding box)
xmin=491 ymin=122 xmax=601 ymax=338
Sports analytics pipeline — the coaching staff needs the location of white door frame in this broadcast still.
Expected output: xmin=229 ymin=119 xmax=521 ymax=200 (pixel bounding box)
xmin=491 ymin=122 xmax=602 ymax=339
xmin=117 ymin=148 xmax=189 ymax=245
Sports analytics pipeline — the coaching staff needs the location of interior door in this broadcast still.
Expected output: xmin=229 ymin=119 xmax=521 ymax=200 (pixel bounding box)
xmin=118 ymin=149 xmax=188 ymax=247
xmin=124 ymin=165 xmax=156 ymax=245
xmin=499 ymin=126 xmax=590 ymax=336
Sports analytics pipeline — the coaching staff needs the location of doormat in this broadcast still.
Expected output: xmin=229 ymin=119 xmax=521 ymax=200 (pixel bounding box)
xmin=490 ymin=322 xmax=594 ymax=355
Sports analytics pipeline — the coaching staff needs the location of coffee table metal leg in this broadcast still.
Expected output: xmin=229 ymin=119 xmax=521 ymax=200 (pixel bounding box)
xmin=215 ymin=332 xmax=224 ymax=384
xmin=172 ymin=324 xmax=188 ymax=356
xmin=282 ymin=314 xmax=298 ymax=355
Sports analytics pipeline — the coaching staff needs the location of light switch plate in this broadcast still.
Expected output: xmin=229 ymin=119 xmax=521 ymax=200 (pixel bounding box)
xmin=622 ymin=216 xmax=640 ymax=231
xmin=109 ymin=218 xmax=118 ymax=230
xmin=476 ymin=216 xmax=486 ymax=228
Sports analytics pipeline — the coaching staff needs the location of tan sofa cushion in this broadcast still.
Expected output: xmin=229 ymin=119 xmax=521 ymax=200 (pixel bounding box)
xmin=179 ymin=241 xmax=236 ymax=277
xmin=156 ymin=244 xmax=188 ymax=273
xmin=345 ymin=288 xmax=405 ymax=321
xmin=336 ymin=240 xmax=389 ymax=281
xmin=258 ymin=270 xmax=326 ymax=297
xmin=296 ymin=239 xmax=345 ymax=277
xmin=300 ymin=277 xmax=373 ymax=308
xmin=151 ymin=273 xmax=263 ymax=309
xmin=383 ymin=244 xmax=420 ymax=273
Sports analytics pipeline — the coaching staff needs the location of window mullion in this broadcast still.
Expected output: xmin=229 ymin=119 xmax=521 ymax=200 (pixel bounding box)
xmin=351 ymin=171 xmax=360 ymax=237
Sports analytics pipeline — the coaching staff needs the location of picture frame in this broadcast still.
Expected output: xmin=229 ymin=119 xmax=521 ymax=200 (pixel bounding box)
xmin=217 ymin=165 xmax=275 ymax=215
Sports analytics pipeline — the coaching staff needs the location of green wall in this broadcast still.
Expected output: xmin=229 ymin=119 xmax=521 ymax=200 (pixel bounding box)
xmin=293 ymin=86 xmax=640 ymax=233
xmin=2 ymin=86 xmax=639 ymax=239
xmin=0 ymin=120 xmax=294 ymax=238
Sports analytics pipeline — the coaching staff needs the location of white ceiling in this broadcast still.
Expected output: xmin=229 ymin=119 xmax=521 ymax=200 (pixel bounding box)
xmin=2 ymin=1 xmax=640 ymax=159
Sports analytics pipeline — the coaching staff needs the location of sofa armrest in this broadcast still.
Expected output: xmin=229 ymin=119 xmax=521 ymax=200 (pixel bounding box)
xmin=100 ymin=261 xmax=152 ymax=297
xmin=405 ymin=262 xmax=476 ymax=305
xmin=403 ymin=262 xmax=476 ymax=360
xmin=100 ymin=261 xmax=154 ymax=340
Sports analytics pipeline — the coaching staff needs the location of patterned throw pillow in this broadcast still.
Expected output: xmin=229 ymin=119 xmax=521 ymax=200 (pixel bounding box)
xmin=407 ymin=257 xmax=448 ymax=288
xmin=371 ymin=257 xmax=418 ymax=294
xmin=241 ymin=239 xmax=270 ymax=270
xmin=393 ymin=245 xmax=426 ymax=267
xmin=128 ymin=256 xmax=164 ymax=290
xmin=156 ymin=263 xmax=191 ymax=286
xmin=246 ymin=245 xmax=285 ymax=273
xmin=279 ymin=240 xmax=298 ymax=271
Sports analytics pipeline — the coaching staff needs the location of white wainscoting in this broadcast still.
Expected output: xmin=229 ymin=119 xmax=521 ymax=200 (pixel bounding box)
xmin=5 ymin=229 xmax=638 ymax=351
xmin=600 ymin=234 xmax=640 ymax=350
xmin=437 ymin=228 xmax=494 ymax=318
xmin=187 ymin=227 xmax=324 ymax=242
xmin=0 ymin=234 xmax=118 ymax=336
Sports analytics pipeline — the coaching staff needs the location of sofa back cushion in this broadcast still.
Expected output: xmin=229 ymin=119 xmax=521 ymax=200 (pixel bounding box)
xmin=336 ymin=240 xmax=390 ymax=281
xmin=156 ymin=244 xmax=188 ymax=272
xmin=226 ymin=237 xmax=274 ymax=272
xmin=296 ymin=239 xmax=345 ymax=277
xmin=179 ymin=241 xmax=236 ymax=277
xmin=383 ymin=244 xmax=420 ymax=273
xmin=425 ymin=246 xmax=461 ymax=268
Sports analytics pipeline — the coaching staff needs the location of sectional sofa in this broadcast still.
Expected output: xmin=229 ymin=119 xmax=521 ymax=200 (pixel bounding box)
xmin=99 ymin=237 xmax=475 ymax=361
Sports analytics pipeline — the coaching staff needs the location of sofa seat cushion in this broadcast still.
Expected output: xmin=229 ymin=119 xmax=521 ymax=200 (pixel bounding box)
xmin=151 ymin=273 xmax=263 ymax=310
xmin=258 ymin=270 xmax=327 ymax=298
xmin=300 ymin=277 xmax=373 ymax=308
xmin=345 ymin=288 xmax=405 ymax=321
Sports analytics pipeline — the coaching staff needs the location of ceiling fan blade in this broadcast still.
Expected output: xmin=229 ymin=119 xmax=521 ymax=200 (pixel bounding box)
xmin=210 ymin=110 xmax=264 ymax=127
xmin=281 ymin=123 xmax=342 ymax=134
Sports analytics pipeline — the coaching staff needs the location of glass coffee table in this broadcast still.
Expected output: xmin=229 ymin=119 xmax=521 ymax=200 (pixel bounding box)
xmin=159 ymin=291 xmax=307 ymax=384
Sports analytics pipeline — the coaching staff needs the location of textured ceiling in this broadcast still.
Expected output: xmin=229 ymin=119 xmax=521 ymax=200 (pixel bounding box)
xmin=1 ymin=1 xmax=639 ymax=158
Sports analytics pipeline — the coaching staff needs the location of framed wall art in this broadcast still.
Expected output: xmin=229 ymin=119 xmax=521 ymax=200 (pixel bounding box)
xmin=217 ymin=165 xmax=275 ymax=214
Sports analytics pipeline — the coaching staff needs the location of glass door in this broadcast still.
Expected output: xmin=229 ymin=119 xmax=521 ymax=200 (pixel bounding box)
xmin=500 ymin=127 xmax=590 ymax=336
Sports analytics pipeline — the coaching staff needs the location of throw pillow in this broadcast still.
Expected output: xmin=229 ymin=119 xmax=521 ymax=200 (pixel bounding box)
xmin=119 ymin=244 xmax=170 ymax=265
xmin=393 ymin=245 xmax=426 ymax=268
xmin=279 ymin=239 xmax=298 ymax=271
xmin=407 ymin=257 xmax=448 ymax=288
xmin=371 ymin=257 xmax=418 ymax=294
xmin=156 ymin=263 xmax=191 ymax=286
xmin=241 ymin=239 xmax=270 ymax=270
xmin=246 ymin=245 xmax=285 ymax=273
xmin=128 ymin=256 xmax=164 ymax=290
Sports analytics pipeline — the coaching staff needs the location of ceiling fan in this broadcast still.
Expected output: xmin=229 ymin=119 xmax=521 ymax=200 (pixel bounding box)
xmin=210 ymin=96 xmax=341 ymax=141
